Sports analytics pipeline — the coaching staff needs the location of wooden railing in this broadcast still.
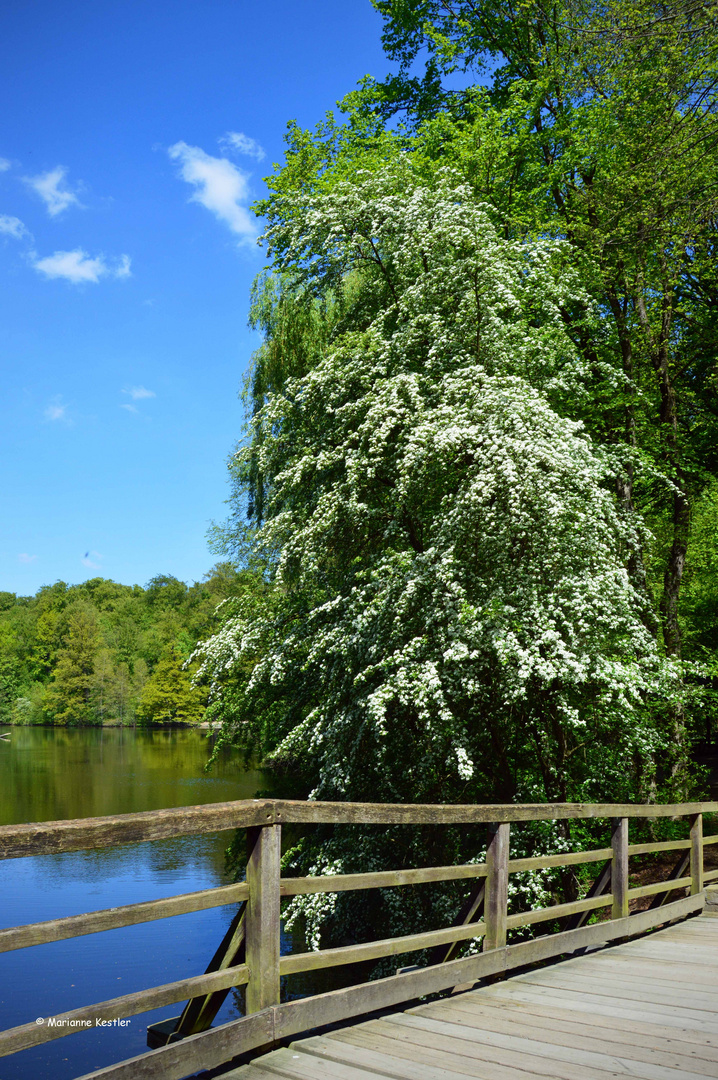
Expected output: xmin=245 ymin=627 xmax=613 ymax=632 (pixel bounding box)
xmin=1 ymin=798 xmax=717 ymax=1080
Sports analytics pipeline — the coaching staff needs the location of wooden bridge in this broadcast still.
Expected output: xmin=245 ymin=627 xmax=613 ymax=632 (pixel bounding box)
xmin=1 ymin=798 xmax=718 ymax=1079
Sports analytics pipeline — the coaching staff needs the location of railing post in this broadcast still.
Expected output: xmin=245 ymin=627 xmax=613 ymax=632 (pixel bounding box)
xmin=245 ymin=823 xmax=281 ymax=1014
xmin=690 ymin=812 xmax=704 ymax=896
xmin=483 ymin=821 xmax=509 ymax=951
xmin=611 ymin=817 xmax=629 ymax=921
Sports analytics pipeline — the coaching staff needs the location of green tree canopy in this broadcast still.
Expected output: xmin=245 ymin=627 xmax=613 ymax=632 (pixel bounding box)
xmin=136 ymin=645 xmax=206 ymax=726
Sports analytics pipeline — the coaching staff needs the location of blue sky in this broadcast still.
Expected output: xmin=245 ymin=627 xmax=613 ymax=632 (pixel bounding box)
xmin=0 ymin=0 xmax=390 ymax=596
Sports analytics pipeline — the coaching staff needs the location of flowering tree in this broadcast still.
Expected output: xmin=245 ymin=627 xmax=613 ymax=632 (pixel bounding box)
xmin=195 ymin=164 xmax=672 ymax=948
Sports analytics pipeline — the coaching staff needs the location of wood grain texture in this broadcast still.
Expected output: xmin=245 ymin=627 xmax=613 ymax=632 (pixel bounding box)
xmin=483 ymin=821 xmax=509 ymax=951
xmin=4 ymin=800 xmax=718 ymax=859
xmin=628 ymin=875 xmax=692 ymax=900
xmin=245 ymin=824 xmax=281 ymax=1014
xmin=269 ymin=799 xmax=718 ymax=825
xmin=508 ymin=848 xmax=613 ymax=872
xmin=628 ymin=838 xmax=692 ymax=856
xmin=611 ymin=816 xmax=629 ymax=920
xmin=279 ymin=862 xmax=488 ymax=896
xmin=0 ymin=882 xmax=249 ymax=953
xmin=0 ymin=800 xmax=276 ymax=858
xmin=691 ymin=813 xmax=704 ymax=895
xmin=506 ymin=892 xmax=611 ymax=929
xmin=279 ymin=919 xmax=486 ymax=974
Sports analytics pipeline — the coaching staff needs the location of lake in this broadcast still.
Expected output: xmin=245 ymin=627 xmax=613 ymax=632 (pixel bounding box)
xmin=0 ymin=726 xmax=283 ymax=1080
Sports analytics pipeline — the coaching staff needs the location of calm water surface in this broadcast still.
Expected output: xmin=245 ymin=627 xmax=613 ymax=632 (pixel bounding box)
xmin=0 ymin=727 xmax=279 ymax=1080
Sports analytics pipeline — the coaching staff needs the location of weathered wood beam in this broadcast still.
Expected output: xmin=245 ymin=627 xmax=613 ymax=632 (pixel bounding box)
xmin=147 ymin=906 xmax=248 ymax=1047
xmin=280 ymin=919 xmax=486 ymax=975
xmin=506 ymin=892 xmax=611 ymax=929
xmin=271 ymin=800 xmax=718 ymax=826
xmin=2 ymin=801 xmax=717 ymax=859
xmin=0 ymin=883 xmax=249 ymax=953
xmin=628 ymin=838 xmax=691 ymax=856
xmin=612 ymin=817 xmax=629 ymax=921
xmin=0 ymin=801 xmax=276 ymax=859
xmin=245 ymin=824 xmax=281 ymax=1014
xmin=279 ymin=863 xmax=488 ymax=896
xmin=690 ymin=812 xmax=704 ymax=895
xmin=483 ymin=822 xmax=509 ymax=951
xmin=628 ymin=875 xmax=692 ymax=900
xmin=508 ymin=848 xmax=612 ymax=872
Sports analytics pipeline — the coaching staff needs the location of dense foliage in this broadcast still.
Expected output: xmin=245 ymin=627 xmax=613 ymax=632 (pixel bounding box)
xmin=195 ymin=0 xmax=718 ymax=951
xmin=0 ymin=564 xmax=258 ymax=727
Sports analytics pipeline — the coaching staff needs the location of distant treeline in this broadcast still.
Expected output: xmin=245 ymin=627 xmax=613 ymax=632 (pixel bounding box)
xmin=0 ymin=564 xmax=256 ymax=726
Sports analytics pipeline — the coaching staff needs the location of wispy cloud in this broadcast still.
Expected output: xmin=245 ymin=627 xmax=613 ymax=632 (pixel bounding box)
xmin=82 ymin=550 xmax=102 ymax=570
xmin=44 ymin=397 xmax=69 ymax=422
xmin=220 ymin=131 xmax=266 ymax=162
xmin=18 ymin=553 xmax=37 ymax=564
xmin=0 ymin=158 xmax=11 ymax=172
xmin=116 ymin=254 xmax=132 ymax=278
xmin=120 ymin=388 xmax=154 ymax=412
xmin=24 ymin=166 xmax=82 ymax=216
xmin=0 ymin=214 xmax=31 ymax=240
xmin=124 ymin=385 xmax=155 ymax=400
xmin=32 ymin=249 xmax=131 ymax=284
xmin=168 ymin=141 xmax=257 ymax=245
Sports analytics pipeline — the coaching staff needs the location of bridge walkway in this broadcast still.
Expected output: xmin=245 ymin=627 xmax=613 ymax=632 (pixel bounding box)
xmin=228 ymin=914 xmax=718 ymax=1080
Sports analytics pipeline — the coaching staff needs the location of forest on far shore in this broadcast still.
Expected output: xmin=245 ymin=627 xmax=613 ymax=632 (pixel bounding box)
xmin=0 ymin=564 xmax=259 ymax=727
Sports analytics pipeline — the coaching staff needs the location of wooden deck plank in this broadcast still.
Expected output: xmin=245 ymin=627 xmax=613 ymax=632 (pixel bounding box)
xmin=475 ymin=981 xmax=718 ymax=1040
xmin=331 ymin=1022 xmax=628 ymax=1080
xmin=513 ymin=968 xmax=718 ymax=1010
xmin=229 ymin=916 xmax=718 ymax=1080
xmin=478 ymin=980 xmax=718 ymax=1031
xmin=386 ymin=1011 xmax=710 ymax=1080
xmin=422 ymin=998 xmax=718 ymax=1076
xmin=437 ymin=994 xmax=718 ymax=1059
xmin=303 ymin=1034 xmax=501 ymax=1079
xmin=240 ymin=1033 xmax=506 ymax=1080
xmin=238 ymin=1045 xmax=388 ymax=1080
xmin=556 ymin=953 xmax=718 ymax=987
xmin=620 ymin=944 xmax=718 ymax=962
xmin=535 ymin=964 xmax=718 ymax=1004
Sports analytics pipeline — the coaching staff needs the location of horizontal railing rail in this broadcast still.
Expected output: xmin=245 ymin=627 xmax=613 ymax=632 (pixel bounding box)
xmin=2 ymin=798 xmax=718 ymax=858
xmin=1 ymin=799 xmax=716 ymax=1080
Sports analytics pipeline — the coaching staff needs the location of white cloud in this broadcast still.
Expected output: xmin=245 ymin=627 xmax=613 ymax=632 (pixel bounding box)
xmin=221 ymin=131 xmax=266 ymax=162
xmin=44 ymin=398 xmax=69 ymax=422
xmin=0 ymin=158 xmax=11 ymax=172
xmin=168 ymin=141 xmax=257 ymax=245
xmin=25 ymin=166 xmax=82 ymax=216
xmin=82 ymin=550 xmax=102 ymax=570
xmin=120 ymin=403 xmax=138 ymax=414
xmin=18 ymin=553 xmax=37 ymax=564
xmin=32 ymin=249 xmax=131 ymax=284
xmin=0 ymin=214 xmax=31 ymax=240
xmin=124 ymin=385 xmax=155 ymax=400
xmin=116 ymin=254 xmax=132 ymax=278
